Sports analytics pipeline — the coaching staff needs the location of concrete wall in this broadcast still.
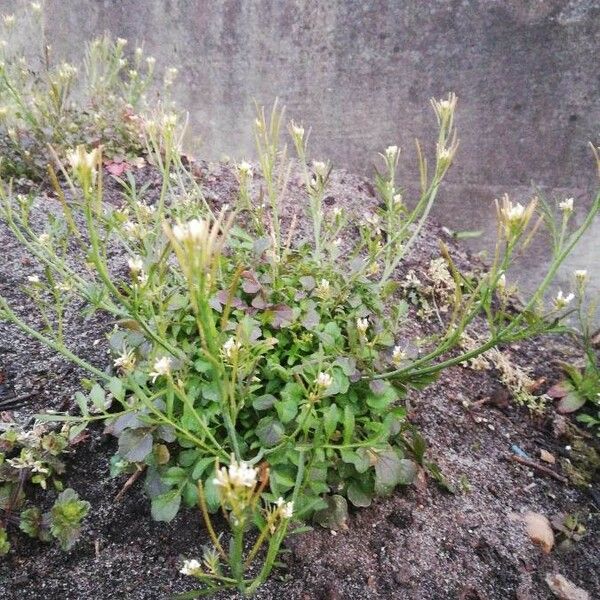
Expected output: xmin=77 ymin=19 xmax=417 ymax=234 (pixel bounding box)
xmin=3 ymin=0 xmax=600 ymax=295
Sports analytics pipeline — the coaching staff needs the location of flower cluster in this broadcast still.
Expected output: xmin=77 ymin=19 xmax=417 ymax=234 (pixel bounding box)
xmin=67 ymin=145 xmax=100 ymax=189
xmin=172 ymin=218 xmax=208 ymax=245
xmin=495 ymin=194 xmax=536 ymax=240
xmin=222 ymin=337 xmax=242 ymax=361
xmin=149 ymin=356 xmax=172 ymax=382
xmin=315 ymin=371 xmax=333 ymax=389
xmin=212 ymin=457 xmax=259 ymax=519
xmin=553 ymin=289 xmax=574 ymax=310
xmin=113 ymin=346 xmax=136 ymax=374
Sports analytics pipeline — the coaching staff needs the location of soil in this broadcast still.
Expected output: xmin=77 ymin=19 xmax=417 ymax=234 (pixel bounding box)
xmin=0 ymin=159 xmax=598 ymax=600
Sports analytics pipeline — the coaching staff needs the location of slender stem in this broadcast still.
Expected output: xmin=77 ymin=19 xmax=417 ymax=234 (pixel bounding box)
xmin=197 ymin=481 xmax=227 ymax=560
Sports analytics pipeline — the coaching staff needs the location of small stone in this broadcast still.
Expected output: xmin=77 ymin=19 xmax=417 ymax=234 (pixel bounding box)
xmin=545 ymin=573 xmax=589 ymax=600
xmin=540 ymin=449 xmax=556 ymax=464
xmin=524 ymin=512 xmax=554 ymax=554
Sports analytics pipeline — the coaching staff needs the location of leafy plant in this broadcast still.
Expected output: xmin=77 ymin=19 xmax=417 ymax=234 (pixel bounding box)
xmin=178 ymin=459 xmax=296 ymax=597
xmin=0 ymin=423 xmax=89 ymax=554
xmin=546 ymin=267 xmax=600 ymax=434
xmin=1 ymin=10 xmax=600 ymax=592
xmin=0 ymin=6 xmax=176 ymax=180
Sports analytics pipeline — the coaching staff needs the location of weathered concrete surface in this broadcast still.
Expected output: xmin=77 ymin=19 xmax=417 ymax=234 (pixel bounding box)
xmin=2 ymin=0 xmax=600 ymax=294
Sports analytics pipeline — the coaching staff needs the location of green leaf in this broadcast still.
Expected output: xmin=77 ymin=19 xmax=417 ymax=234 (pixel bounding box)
xmin=334 ymin=357 xmax=356 ymax=376
xmin=270 ymin=465 xmax=296 ymax=494
xmin=323 ymin=367 xmax=349 ymax=397
xmin=151 ymin=489 xmax=181 ymax=522
xmin=19 ymin=507 xmax=43 ymax=538
xmin=182 ymin=481 xmax=199 ymax=507
xmin=50 ymin=488 xmax=90 ymax=550
xmin=276 ymin=397 xmax=298 ymax=424
xmin=366 ymin=382 xmax=398 ymax=411
xmin=161 ymin=466 xmax=187 ymax=486
xmin=314 ymin=495 xmax=348 ymax=530
xmin=557 ymin=391 xmax=587 ymax=414
xmin=340 ymin=447 xmax=371 ymax=473
xmin=192 ymin=457 xmax=216 ymax=480
xmin=89 ymin=384 xmax=106 ymax=411
xmin=107 ymin=377 xmax=125 ymax=402
xmin=118 ymin=428 xmax=153 ymax=462
xmin=347 ymin=481 xmax=372 ymax=507
xmin=74 ymin=391 xmax=89 ymax=417
xmin=0 ymin=528 xmax=10 ymax=556
xmin=252 ymin=394 xmax=276 ymax=411
xmin=323 ymin=403 xmax=340 ymax=439
xmin=203 ymin=472 xmax=220 ymax=513
xmin=374 ymin=450 xmax=416 ymax=495
xmin=255 ymin=416 xmax=284 ymax=447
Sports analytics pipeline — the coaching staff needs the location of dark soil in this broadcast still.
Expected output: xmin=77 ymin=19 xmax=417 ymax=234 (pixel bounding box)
xmin=0 ymin=160 xmax=598 ymax=600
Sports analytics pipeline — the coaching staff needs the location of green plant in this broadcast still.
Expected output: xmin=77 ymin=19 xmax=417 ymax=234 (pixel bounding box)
xmin=0 ymin=423 xmax=90 ymax=554
xmin=1 ymin=19 xmax=600 ymax=591
xmin=2 ymin=96 xmax=600 ymax=519
xmin=177 ymin=459 xmax=296 ymax=597
xmin=546 ymin=268 xmax=600 ymax=434
xmin=0 ymin=5 xmax=175 ymax=180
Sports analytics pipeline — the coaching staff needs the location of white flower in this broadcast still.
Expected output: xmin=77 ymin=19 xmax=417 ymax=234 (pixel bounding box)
xmin=437 ymin=145 xmax=452 ymax=162
xmin=393 ymin=193 xmax=403 ymax=206
xmin=116 ymin=37 xmax=128 ymax=47
xmin=315 ymin=278 xmax=330 ymax=297
xmin=501 ymin=201 xmax=525 ymax=224
xmin=57 ymin=62 xmax=77 ymax=81
xmin=127 ymin=256 xmax=143 ymax=275
xmin=332 ymin=238 xmax=342 ymax=247
xmin=56 ymin=280 xmax=73 ymax=292
xmin=553 ymin=290 xmax=575 ymax=310
xmin=123 ymin=221 xmax=142 ymax=237
xmin=146 ymin=56 xmax=156 ymax=68
xmin=38 ymin=233 xmax=51 ymax=246
xmin=213 ymin=458 xmax=258 ymax=489
xmin=163 ymin=113 xmax=178 ymax=128
xmin=180 ymin=558 xmax=202 ymax=576
xmin=291 ymin=122 xmax=304 ymax=140
xmin=2 ymin=14 xmax=15 ymax=28
xmin=113 ymin=347 xmax=136 ymax=374
xmin=164 ymin=67 xmax=178 ymax=86
xmin=312 ymin=161 xmax=328 ymax=178
xmin=172 ymin=218 xmax=208 ymax=244
xmin=497 ymin=272 xmax=506 ymax=290
xmin=356 ymin=317 xmax=369 ymax=334
xmin=559 ymin=197 xmax=574 ymax=213
xmin=316 ymin=371 xmax=333 ymax=389
xmin=67 ymin=145 xmax=99 ymax=181
xmin=574 ymin=269 xmax=588 ymax=283
xmin=236 ymin=161 xmax=253 ymax=178
xmin=332 ymin=206 xmax=342 ymax=217
xmin=385 ymin=145 xmax=399 ymax=160
xmin=392 ymin=345 xmax=406 ymax=366
xmin=31 ymin=2 xmax=42 ymax=13
xmin=222 ymin=337 xmax=241 ymax=360
xmin=149 ymin=356 xmax=172 ymax=382
xmin=27 ymin=275 xmax=40 ymax=284
xmin=7 ymin=449 xmax=49 ymax=475
xmin=276 ymin=497 xmax=294 ymax=519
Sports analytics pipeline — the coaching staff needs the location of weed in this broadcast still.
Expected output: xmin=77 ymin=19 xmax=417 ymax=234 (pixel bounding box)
xmin=0 ymin=423 xmax=89 ymax=553
xmin=1 ymin=7 xmax=600 ymax=594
